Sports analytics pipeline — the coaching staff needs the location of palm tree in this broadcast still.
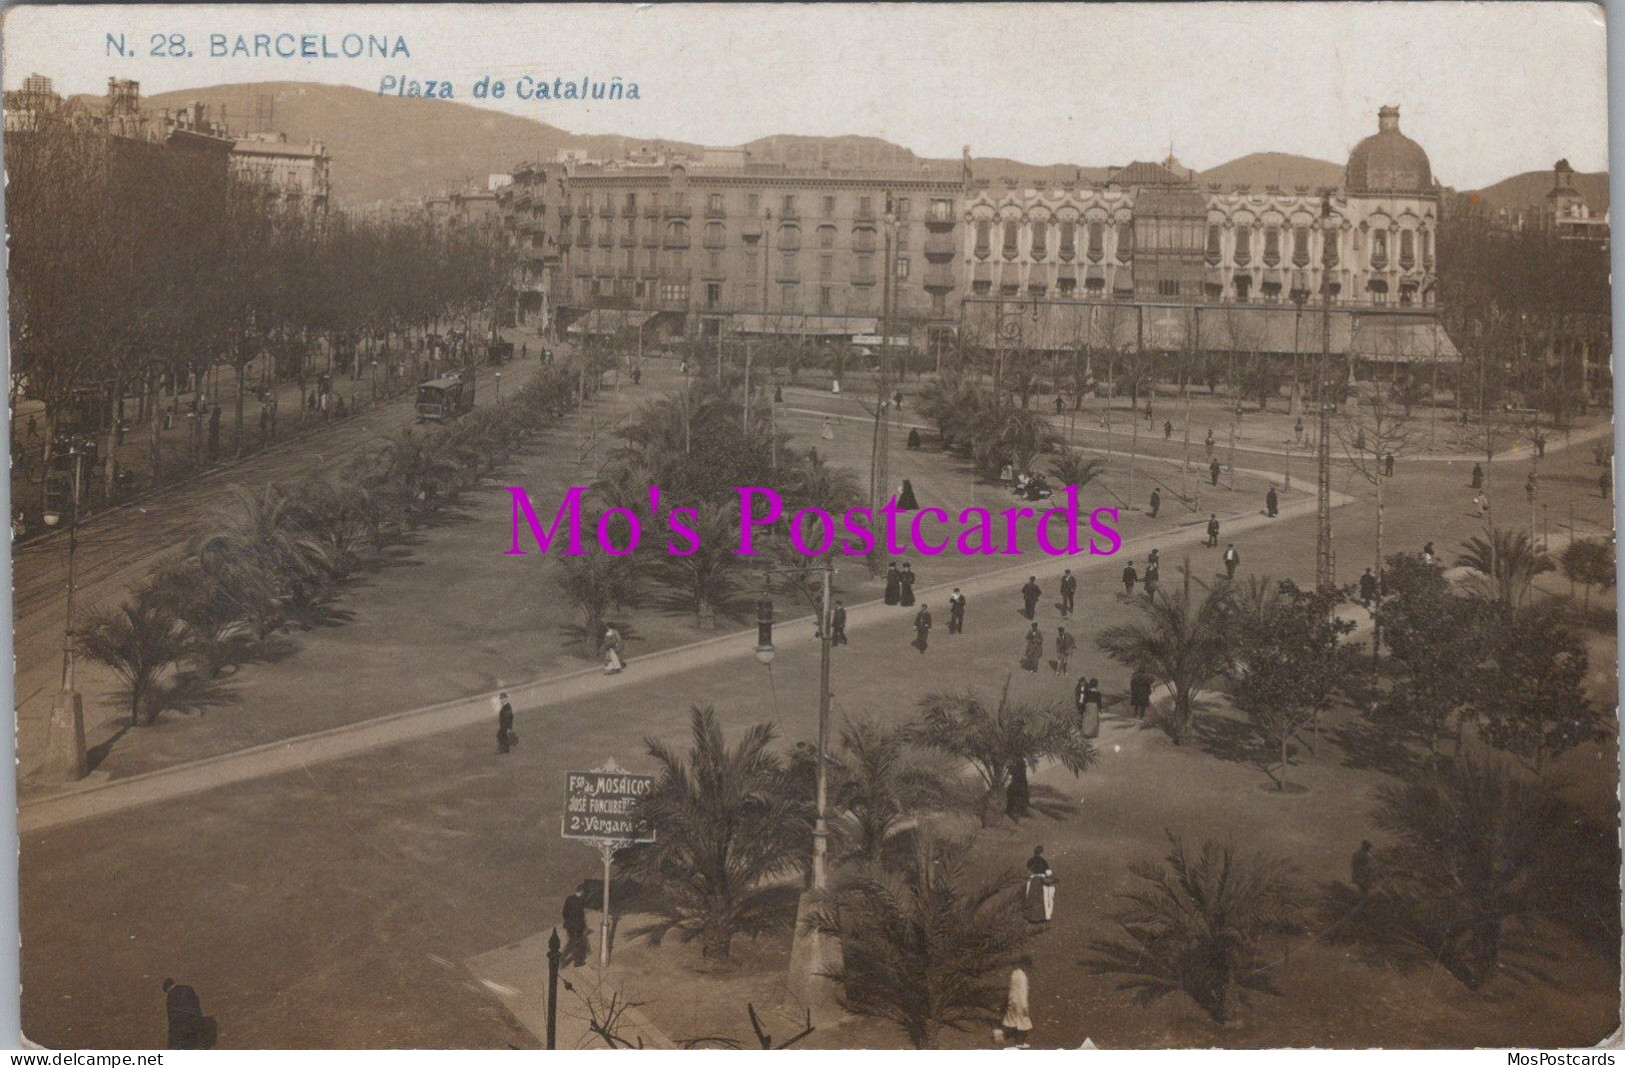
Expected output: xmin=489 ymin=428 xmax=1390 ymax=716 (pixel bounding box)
xmin=914 ymin=677 xmax=1097 ymax=826
xmin=653 ymin=504 xmax=748 ymax=628
xmin=803 ymin=836 xmax=1034 ymax=1048
xmin=555 ymin=550 xmax=640 ymax=653
xmin=1456 ymin=528 xmax=1554 ymax=606
xmin=1087 ymin=834 xmax=1308 ymax=1024
xmin=1047 ymin=447 xmax=1106 ymax=492
xmin=195 ymin=484 xmax=336 ymax=623
xmin=622 ymin=706 xmax=807 ymax=960
xmin=828 ymin=719 xmax=950 ymax=867
xmin=1096 ymin=569 xmax=1233 ymax=745
xmin=77 ymin=586 xmax=187 ymax=725
xmin=972 ymin=406 xmax=1061 ymax=480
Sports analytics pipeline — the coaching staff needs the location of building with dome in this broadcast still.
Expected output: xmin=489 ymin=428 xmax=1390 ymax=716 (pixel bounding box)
xmin=959 ymin=105 xmax=1457 ymax=373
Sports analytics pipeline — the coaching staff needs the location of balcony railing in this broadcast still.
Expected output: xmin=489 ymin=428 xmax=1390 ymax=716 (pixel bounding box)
xmin=705 ymin=205 xmax=726 ymax=219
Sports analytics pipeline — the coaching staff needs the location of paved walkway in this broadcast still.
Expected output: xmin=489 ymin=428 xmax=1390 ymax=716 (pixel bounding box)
xmin=18 ymin=477 xmax=1340 ymax=836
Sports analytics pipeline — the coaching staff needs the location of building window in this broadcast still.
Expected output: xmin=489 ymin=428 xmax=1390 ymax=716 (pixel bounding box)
xmin=1234 ymin=276 xmax=1251 ymax=302
xmin=859 ymin=195 xmax=873 ymax=216
xmin=1371 ymin=229 xmax=1389 ymax=269
xmin=930 ymin=198 xmax=954 ymax=223
xmin=583 ymin=193 xmax=593 ymax=211
xmin=744 ymin=250 xmax=759 ymax=278
xmin=708 ymin=251 xmax=722 ymax=275
xmin=972 ymin=279 xmax=993 ymax=295
xmin=1323 ymin=229 xmax=1339 ymax=267
xmin=672 ymin=192 xmax=688 ymax=211
xmin=1234 ymin=225 xmax=1251 ymax=266
xmin=781 ymin=250 xmax=797 ymax=277
xmin=1207 ymin=224 xmax=1222 ymax=265
xmin=1292 ymin=227 xmax=1311 ymax=267
xmin=1088 ymin=222 xmax=1104 ymax=261
xmin=709 ymin=193 xmax=723 ymax=212
xmin=823 ymin=195 xmax=836 ymax=217
xmin=579 ymin=219 xmax=591 ymax=241
xmin=646 ymin=249 xmax=659 ymax=272
xmin=625 ymin=193 xmax=637 ymax=213
xmin=1030 ymin=224 xmax=1048 ymax=260
xmin=820 ymin=254 xmax=833 ymax=281
xmin=819 ymin=225 xmax=835 ymax=249
xmin=895 ymin=255 xmax=910 ymax=280
xmin=782 ymin=193 xmax=798 ymax=215
xmin=975 ymin=219 xmax=992 ymax=258
xmin=707 ymin=282 xmax=722 ymax=309
xmin=819 ymin=286 xmax=833 ymax=312
xmin=1059 ymin=222 xmax=1076 ymax=260
xmin=780 ymin=283 xmax=800 ymax=311
xmin=1158 ymin=279 xmax=1180 ymax=297
xmin=896 ymin=197 xmax=910 ymax=218
xmin=747 ymin=193 xmax=760 ymax=213
xmin=1117 ymin=223 xmax=1134 ymax=261
xmin=1263 ymin=228 xmax=1280 ymax=267
xmin=661 ymin=282 xmax=689 ymax=304
xmin=1399 ymin=230 xmax=1415 ymax=269
xmin=1003 ymin=222 xmax=1020 ymax=260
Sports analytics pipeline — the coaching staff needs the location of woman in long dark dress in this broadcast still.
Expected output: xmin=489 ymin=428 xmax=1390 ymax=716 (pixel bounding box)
xmin=899 ymin=562 xmax=917 ymax=606
xmin=884 ymin=562 xmax=902 ymax=606
xmin=896 ymin=479 xmax=920 ymax=510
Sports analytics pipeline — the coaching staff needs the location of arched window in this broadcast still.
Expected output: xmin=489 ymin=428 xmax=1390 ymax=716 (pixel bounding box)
xmin=974 ymin=219 xmax=992 ymax=258
xmin=1030 ymin=223 xmax=1047 ymax=260
xmin=1292 ymin=227 xmax=1311 ymax=267
xmin=1206 ymin=224 xmax=1222 ymax=265
xmin=1087 ymin=222 xmax=1104 ymax=261
xmin=1059 ymin=222 xmax=1076 ymax=261
xmin=1116 ymin=223 xmax=1133 ymax=262
xmin=1234 ymin=226 xmax=1252 ymax=266
xmin=1002 ymin=221 xmax=1020 ymax=260
xmin=1399 ymin=230 xmax=1415 ymax=270
xmin=1263 ymin=228 xmax=1281 ymax=267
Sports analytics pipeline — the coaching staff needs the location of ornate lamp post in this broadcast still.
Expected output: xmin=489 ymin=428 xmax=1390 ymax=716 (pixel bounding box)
xmin=43 ymin=444 xmax=87 ymax=780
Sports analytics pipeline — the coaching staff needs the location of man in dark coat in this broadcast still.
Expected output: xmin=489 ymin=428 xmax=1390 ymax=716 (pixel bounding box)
xmin=1121 ymin=561 xmax=1138 ymax=596
xmin=947 ymin=589 xmax=966 ymax=634
xmin=884 ymin=562 xmax=902 ymax=605
xmin=497 ymin=691 xmax=516 ymax=754
xmin=912 ymin=605 xmax=932 ymax=653
xmin=1164 ymin=419 xmax=1173 ymax=440
xmin=1383 ymin=452 xmax=1395 ymax=477
xmin=563 ymin=886 xmax=590 ymax=967
xmin=1209 ymin=458 xmax=1222 ymax=487
xmin=1266 ymin=486 xmax=1279 ymax=518
xmin=1059 ymin=569 xmax=1077 ymax=617
xmin=1471 ymin=462 xmax=1484 ymax=489
xmin=1143 ymin=559 xmax=1160 ymax=598
xmin=1021 ymin=577 xmax=1042 ymax=620
xmin=1206 ymin=514 xmax=1220 ymax=548
xmin=907 ymin=427 xmax=922 ymax=450
xmin=1148 ymin=487 xmax=1161 ymax=518
xmin=831 ymin=600 xmax=848 ymax=645
xmin=163 ymin=979 xmax=211 ymax=1049
xmin=1021 ymin=622 xmax=1043 ymax=673
xmin=1223 ymin=544 xmax=1240 ymax=580
xmin=899 ymin=562 xmax=917 ymax=606
xmin=1130 ymin=668 xmax=1153 ymax=718
xmin=1054 ymin=626 xmax=1076 ymax=675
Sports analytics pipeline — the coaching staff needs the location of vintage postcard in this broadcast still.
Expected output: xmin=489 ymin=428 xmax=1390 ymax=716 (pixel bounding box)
xmin=3 ymin=1 xmax=1618 ymax=1052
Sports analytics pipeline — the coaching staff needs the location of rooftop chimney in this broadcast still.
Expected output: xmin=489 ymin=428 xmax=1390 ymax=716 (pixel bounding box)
xmin=1378 ymin=105 xmax=1400 ymax=133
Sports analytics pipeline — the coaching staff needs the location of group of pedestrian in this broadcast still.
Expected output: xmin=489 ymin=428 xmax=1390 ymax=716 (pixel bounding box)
xmin=883 ymin=561 xmax=917 ymax=606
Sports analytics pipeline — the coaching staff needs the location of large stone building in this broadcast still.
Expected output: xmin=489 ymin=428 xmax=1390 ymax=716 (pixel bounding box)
xmin=231 ymin=132 xmax=331 ymax=214
xmin=501 ymin=106 xmax=1460 ymax=374
xmin=495 ymin=162 xmax=565 ymax=331
xmin=960 ymin=106 xmax=1456 ymax=374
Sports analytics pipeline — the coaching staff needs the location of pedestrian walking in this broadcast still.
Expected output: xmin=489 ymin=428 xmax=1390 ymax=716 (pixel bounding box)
xmin=1076 ymin=676 xmax=1102 ymax=737
xmin=1055 ymin=625 xmax=1076 ymax=674
xmin=1164 ymin=419 xmax=1173 ymax=440
xmin=907 ymin=427 xmax=922 ymax=450
xmin=947 ymin=589 xmax=966 ymax=634
xmin=1143 ymin=559 xmax=1160 ymax=598
xmin=601 ymin=624 xmax=625 ymax=675
xmin=1352 ymin=840 xmax=1375 ymax=896
xmin=1535 ymin=432 xmax=1547 ymax=458
xmin=1471 ymin=462 xmax=1484 ymax=489
xmin=831 ymin=600 xmax=848 ymax=645
xmin=1021 ymin=576 xmax=1042 ymax=620
xmin=1422 ymin=541 xmax=1435 ymax=565
xmin=1148 ymin=487 xmax=1161 ymax=518
xmin=1205 ymin=428 xmax=1216 ymax=455
xmin=496 ymin=691 xmax=517 ymax=754
xmin=1121 ymin=561 xmax=1138 ymax=596
xmin=1206 ymin=513 xmax=1220 ymax=548
xmin=1210 ymin=458 xmax=1221 ymax=487
xmin=562 ymin=886 xmax=590 ymax=967
xmin=899 ymin=561 xmax=917 ymax=606
xmin=999 ymin=959 xmax=1034 ymax=1048
xmin=1223 ymin=543 xmax=1240 ymax=580
xmin=1359 ymin=567 xmax=1378 ymax=607
xmin=821 ymin=417 xmax=835 ymax=441
xmin=1024 ymin=847 xmax=1056 ymax=923
xmin=893 ymin=388 xmax=904 ymax=411
xmin=1266 ymin=485 xmax=1279 ymax=518
xmin=1021 ymin=623 xmax=1043 ymax=673
xmin=1474 ymin=492 xmax=1489 ymax=518
xmin=163 ymin=979 xmax=214 ymax=1049
xmin=912 ymin=605 xmax=932 ymax=654
xmin=1059 ymin=569 xmax=1077 ymax=616
xmin=1055 ymin=394 xmax=1065 ymax=415
xmin=884 ymin=562 xmax=902 ymax=606
xmin=897 ymin=479 xmax=920 ymax=511
xmin=1294 ymin=416 xmax=1305 ymax=443
xmin=1145 ymin=402 xmax=1154 ymax=425
xmin=1384 ymin=451 xmax=1395 ymax=477
xmin=1130 ymin=668 xmax=1153 ymax=719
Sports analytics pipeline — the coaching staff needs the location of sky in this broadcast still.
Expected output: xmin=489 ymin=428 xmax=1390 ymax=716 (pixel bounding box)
xmin=0 ymin=2 xmax=1610 ymax=188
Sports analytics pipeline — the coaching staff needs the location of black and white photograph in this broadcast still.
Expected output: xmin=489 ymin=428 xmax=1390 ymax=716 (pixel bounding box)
xmin=2 ymin=1 xmax=1620 ymax=1051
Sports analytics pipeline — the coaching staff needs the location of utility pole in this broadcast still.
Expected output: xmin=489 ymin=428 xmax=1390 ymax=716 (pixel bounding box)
xmin=871 ymin=192 xmax=895 ymax=515
xmin=1315 ymin=192 xmax=1335 ymax=589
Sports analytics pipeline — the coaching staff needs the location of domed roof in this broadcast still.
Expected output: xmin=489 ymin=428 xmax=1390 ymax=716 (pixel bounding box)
xmin=1345 ymin=106 xmax=1433 ymax=193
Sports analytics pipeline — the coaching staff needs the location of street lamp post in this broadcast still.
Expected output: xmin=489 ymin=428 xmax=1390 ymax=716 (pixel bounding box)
xmin=753 ymin=564 xmax=840 ymax=1002
xmin=43 ymin=445 xmax=87 ymax=780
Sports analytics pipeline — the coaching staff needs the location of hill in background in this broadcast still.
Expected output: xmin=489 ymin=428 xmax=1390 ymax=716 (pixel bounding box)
xmin=1464 ymin=167 xmax=1610 ymax=216
xmin=1198 ymin=152 xmax=1346 ymax=190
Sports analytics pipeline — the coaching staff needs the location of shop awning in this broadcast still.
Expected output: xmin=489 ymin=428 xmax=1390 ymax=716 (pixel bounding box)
xmin=565 ymin=309 xmax=659 ymax=336
xmin=730 ymin=314 xmax=879 ymax=337
xmin=1349 ymin=317 xmax=1461 ymax=363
